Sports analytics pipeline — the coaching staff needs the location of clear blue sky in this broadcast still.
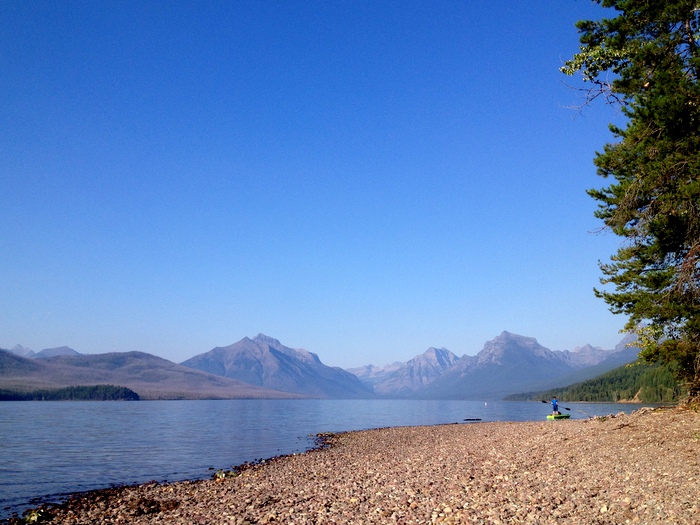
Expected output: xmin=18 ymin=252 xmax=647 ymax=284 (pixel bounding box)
xmin=1 ymin=1 xmax=630 ymax=369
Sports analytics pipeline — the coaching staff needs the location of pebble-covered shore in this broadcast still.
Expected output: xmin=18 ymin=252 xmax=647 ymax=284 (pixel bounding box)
xmin=9 ymin=407 xmax=700 ymax=524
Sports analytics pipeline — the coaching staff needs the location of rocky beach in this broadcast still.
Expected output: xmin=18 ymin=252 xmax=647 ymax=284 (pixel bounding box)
xmin=9 ymin=407 xmax=699 ymax=524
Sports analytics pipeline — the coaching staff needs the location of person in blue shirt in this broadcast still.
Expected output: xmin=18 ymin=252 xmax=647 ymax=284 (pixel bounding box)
xmin=551 ymin=397 xmax=560 ymax=415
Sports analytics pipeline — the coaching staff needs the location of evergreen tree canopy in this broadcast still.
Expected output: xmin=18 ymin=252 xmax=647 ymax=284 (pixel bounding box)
xmin=562 ymin=0 xmax=700 ymax=400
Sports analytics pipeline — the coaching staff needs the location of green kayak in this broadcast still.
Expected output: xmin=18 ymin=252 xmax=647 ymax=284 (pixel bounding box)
xmin=547 ymin=413 xmax=571 ymax=420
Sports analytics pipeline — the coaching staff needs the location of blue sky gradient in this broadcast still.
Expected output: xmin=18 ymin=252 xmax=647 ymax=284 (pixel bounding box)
xmin=1 ymin=1 xmax=630 ymax=368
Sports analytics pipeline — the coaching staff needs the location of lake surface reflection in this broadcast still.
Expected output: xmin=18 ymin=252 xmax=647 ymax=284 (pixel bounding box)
xmin=0 ymin=399 xmax=650 ymax=520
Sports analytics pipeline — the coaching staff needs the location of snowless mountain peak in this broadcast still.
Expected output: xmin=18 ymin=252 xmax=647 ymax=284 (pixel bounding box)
xmin=570 ymin=343 xmax=605 ymax=353
xmin=180 ymin=335 xmax=371 ymax=398
xmin=253 ymin=334 xmax=282 ymax=347
xmin=10 ymin=345 xmax=35 ymax=358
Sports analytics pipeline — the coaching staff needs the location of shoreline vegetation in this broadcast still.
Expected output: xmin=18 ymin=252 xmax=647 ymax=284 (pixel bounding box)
xmin=0 ymin=385 xmax=140 ymax=401
xmin=505 ymin=363 xmax=684 ymax=404
xmin=7 ymin=406 xmax=699 ymax=524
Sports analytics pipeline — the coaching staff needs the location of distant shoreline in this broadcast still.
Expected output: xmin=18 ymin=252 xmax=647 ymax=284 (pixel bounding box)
xmin=0 ymin=385 xmax=140 ymax=401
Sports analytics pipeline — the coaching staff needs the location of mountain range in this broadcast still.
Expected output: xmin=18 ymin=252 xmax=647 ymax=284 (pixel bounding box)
xmin=180 ymin=334 xmax=372 ymax=398
xmin=0 ymin=349 xmax=299 ymax=400
xmin=348 ymin=347 xmax=461 ymax=396
xmin=348 ymin=331 xmax=639 ymax=399
xmin=2 ymin=331 xmax=640 ymax=400
xmin=9 ymin=345 xmax=81 ymax=359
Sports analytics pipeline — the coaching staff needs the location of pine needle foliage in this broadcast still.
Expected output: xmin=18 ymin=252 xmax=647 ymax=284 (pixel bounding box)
xmin=563 ymin=0 xmax=700 ymax=401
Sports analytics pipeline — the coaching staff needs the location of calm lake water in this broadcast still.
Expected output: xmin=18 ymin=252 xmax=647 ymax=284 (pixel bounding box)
xmin=0 ymin=399 xmax=650 ymax=520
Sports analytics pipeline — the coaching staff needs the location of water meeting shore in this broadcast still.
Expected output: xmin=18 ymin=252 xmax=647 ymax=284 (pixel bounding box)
xmin=8 ymin=406 xmax=699 ymax=524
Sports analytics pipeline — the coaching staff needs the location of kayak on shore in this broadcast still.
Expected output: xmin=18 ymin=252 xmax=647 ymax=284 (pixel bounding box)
xmin=547 ymin=413 xmax=571 ymax=420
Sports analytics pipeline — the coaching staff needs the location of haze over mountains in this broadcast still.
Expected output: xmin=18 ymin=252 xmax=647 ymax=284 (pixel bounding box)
xmin=0 ymin=348 xmax=298 ymax=400
xmin=180 ymin=334 xmax=371 ymax=398
xmin=2 ymin=331 xmax=639 ymax=400
xmin=9 ymin=345 xmax=81 ymax=359
xmin=349 ymin=331 xmax=639 ymax=398
xmin=348 ymin=347 xmax=461 ymax=397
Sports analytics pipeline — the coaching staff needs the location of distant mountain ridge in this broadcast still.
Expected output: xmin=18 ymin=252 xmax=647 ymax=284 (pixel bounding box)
xmin=8 ymin=345 xmax=80 ymax=359
xmin=358 ymin=347 xmax=461 ymax=397
xmin=0 ymin=349 xmax=298 ymax=400
xmin=558 ymin=344 xmax=608 ymax=367
xmin=349 ymin=331 xmax=638 ymax=399
xmin=35 ymin=346 xmax=81 ymax=359
xmin=420 ymin=332 xmax=580 ymax=399
xmin=3 ymin=331 xmax=640 ymax=400
xmin=346 ymin=362 xmax=404 ymax=386
xmin=180 ymin=334 xmax=372 ymax=399
xmin=9 ymin=345 xmax=36 ymax=358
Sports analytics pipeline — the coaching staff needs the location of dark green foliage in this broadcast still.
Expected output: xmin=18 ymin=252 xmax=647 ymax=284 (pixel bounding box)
xmin=507 ymin=362 xmax=683 ymax=403
xmin=562 ymin=0 xmax=700 ymax=400
xmin=0 ymin=384 xmax=140 ymax=401
xmin=637 ymin=363 xmax=684 ymax=402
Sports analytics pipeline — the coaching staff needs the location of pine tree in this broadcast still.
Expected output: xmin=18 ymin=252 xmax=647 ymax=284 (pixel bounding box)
xmin=562 ymin=0 xmax=700 ymax=401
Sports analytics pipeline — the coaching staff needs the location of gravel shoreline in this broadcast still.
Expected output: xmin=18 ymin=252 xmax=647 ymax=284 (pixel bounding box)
xmin=8 ymin=406 xmax=699 ymax=524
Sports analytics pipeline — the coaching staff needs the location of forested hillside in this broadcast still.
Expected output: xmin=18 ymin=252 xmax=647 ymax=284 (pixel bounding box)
xmin=507 ymin=363 xmax=683 ymax=403
xmin=0 ymin=384 xmax=140 ymax=401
